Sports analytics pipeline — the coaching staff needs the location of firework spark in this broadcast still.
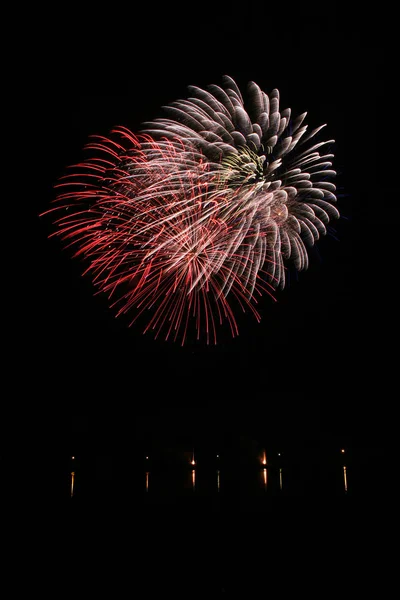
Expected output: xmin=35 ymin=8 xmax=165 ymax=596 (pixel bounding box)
xmin=43 ymin=76 xmax=339 ymax=344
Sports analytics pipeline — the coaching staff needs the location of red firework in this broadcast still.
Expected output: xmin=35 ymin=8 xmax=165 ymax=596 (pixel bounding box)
xmin=43 ymin=77 xmax=338 ymax=344
xmin=44 ymin=128 xmax=274 ymax=344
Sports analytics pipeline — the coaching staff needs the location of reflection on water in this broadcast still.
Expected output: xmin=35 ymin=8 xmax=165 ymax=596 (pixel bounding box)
xmin=70 ymin=456 xmax=76 ymax=497
xmin=341 ymin=449 xmax=348 ymax=493
xmin=262 ymin=468 xmax=268 ymax=491
xmin=68 ymin=447 xmax=367 ymax=501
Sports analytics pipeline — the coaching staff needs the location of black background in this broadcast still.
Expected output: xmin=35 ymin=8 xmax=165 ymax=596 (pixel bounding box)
xmin=23 ymin=2 xmax=389 ymax=467
xmin=10 ymin=2 xmax=392 ymax=595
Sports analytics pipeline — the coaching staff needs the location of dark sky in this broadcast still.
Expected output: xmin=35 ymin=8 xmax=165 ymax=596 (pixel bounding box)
xmin=28 ymin=4 xmax=387 ymax=454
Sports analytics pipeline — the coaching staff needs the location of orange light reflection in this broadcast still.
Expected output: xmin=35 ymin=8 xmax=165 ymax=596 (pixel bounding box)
xmin=192 ymin=469 xmax=196 ymax=491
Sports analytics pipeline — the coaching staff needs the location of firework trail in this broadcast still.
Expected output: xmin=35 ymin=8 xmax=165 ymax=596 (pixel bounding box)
xmin=43 ymin=76 xmax=339 ymax=344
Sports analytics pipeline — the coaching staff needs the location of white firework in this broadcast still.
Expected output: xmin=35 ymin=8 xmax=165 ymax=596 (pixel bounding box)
xmin=48 ymin=75 xmax=339 ymax=343
xmin=142 ymin=75 xmax=339 ymax=294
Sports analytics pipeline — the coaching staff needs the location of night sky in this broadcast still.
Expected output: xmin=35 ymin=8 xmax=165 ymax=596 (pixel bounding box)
xmin=26 ymin=3 xmax=388 ymax=465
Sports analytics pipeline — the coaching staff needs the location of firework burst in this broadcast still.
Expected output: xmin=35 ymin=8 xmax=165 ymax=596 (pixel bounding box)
xmin=43 ymin=76 xmax=339 ymax=344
